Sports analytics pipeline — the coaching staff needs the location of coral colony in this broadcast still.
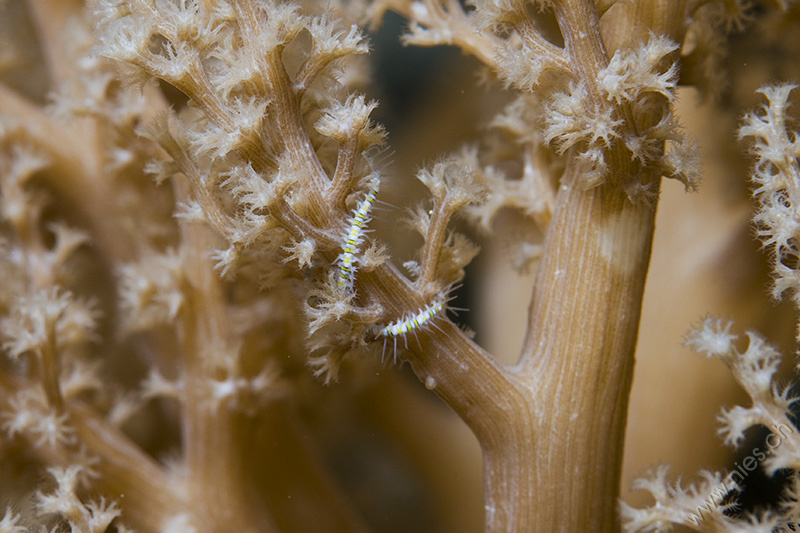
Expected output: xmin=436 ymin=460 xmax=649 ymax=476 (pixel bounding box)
xmin=0 ymin=1 xmax=799 ymax=532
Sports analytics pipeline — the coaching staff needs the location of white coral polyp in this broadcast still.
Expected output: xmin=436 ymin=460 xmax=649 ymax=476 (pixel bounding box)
xmin=685 ymin=318 xmax=736 ymax=357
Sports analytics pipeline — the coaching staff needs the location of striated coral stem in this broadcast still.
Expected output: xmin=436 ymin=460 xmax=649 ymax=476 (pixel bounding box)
xmin=519 ymin=172 xmax=655 ymax=530
xmin=178 ymin=224 xmax=267 ymax=533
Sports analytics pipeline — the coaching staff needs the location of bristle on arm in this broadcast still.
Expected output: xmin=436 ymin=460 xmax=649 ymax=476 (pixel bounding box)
xmin=370 ymin=298 xmax=447 ymax=363
xmin=336 ymin=185 xmax=379 ymax=292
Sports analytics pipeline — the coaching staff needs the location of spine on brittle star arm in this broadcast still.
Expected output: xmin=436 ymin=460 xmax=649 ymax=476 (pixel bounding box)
xmin=336 ymin=185 xmax=378 ymax=291
xmin=379 ymin=300 xmax=444 ymax=337
xmin=370 ymin=298 xmax=446 ymax=363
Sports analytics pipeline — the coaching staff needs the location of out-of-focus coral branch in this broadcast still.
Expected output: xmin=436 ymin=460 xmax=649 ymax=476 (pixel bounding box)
xmin=623 ymin=76 xmax=800 ymax=533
